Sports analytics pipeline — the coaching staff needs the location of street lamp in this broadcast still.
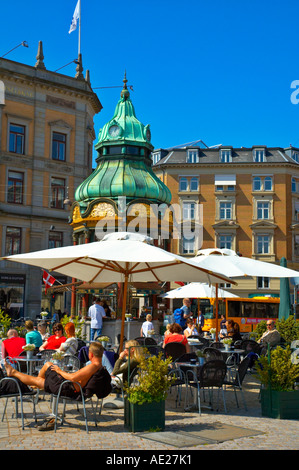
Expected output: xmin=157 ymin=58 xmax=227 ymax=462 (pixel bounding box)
xmin=1 ymin=41 xmax=29 ymax=58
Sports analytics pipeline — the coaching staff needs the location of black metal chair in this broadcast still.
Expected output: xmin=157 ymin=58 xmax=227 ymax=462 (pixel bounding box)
xmin=60 ymin=355 xmax=81 ymax=371
xmin=203 ymin=347 xmax=223 ymax=361
xmin=185 ymin=359 xmax=227 ymax=414
xmin=210 ymin=342 xmax=223 ymax=350
xmin=164 ymin=342 xmax=187 ymax=362
xmin=241 ymin=340 xmax=262 ymax=356
xmin=223 ymin=356 xmax=251 ymax=410
xmin=0 ymin=367 xmax=38 ymax=430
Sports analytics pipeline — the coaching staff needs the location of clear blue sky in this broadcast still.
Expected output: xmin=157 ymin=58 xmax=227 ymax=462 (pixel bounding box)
xmin=1 ymin=0 xmax=299 ymax=162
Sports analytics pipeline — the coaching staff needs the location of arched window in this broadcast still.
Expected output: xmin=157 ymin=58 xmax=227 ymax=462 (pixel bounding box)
xmin=264 ymin=176 xmax=272 ymax=191
xmin=252 ymin=177 xmax=261 ymax=191
xmin=179 ymin=177 xmax=188 ymax=191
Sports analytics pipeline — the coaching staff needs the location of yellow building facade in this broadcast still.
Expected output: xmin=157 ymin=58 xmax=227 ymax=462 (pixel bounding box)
xmin=0 ymin=44 xmax=102 ymax=318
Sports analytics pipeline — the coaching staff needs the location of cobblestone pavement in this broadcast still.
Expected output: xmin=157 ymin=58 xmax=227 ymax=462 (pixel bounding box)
xmin=0 ymin=374 xmax=298 ymax=452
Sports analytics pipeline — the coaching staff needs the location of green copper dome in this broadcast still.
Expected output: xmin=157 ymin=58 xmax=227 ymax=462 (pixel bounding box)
xmin=75 ymin=75 xmax=172 ymax=206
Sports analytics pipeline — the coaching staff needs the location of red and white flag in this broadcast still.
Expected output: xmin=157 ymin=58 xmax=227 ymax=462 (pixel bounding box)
xmin=175 ymin=282 xmax=185 ymax=286
xmin=43 ymin=270 xmax=56 ymax=293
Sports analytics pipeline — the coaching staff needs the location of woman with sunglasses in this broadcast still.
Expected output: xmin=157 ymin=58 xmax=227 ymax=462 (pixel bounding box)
xmin=39 ymin=323 xmax=66 ymax=351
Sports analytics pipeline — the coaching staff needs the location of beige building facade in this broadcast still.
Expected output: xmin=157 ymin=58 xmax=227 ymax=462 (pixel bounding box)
xmin=0 ymin=44 xmax=102 ymax=319
xmin=152 ymin=144 xmax=299 ymax=298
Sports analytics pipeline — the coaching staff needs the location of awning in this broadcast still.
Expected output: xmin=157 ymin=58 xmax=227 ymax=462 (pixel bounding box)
xmin=215 ymin=174 xmax=236 ymax=185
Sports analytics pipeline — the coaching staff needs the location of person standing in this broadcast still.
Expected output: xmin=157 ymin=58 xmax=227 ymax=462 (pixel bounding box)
xmin=88 ymin=297 xmax=107 ymax=341
xmin=140 ymin=314 xmax=154 ymax=337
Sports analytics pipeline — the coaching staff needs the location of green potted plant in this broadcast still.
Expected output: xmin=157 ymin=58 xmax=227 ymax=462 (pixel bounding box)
xmin=22 ymin=343 xmax=36 ymax=359
xmin=196 ymin=350 xmax=206 ymax=366
xmin=222 ymin=337 xmax=233 ymax=351
xmin=96 ymin=336 xmax=110 ymax=349
xmin=124 ymin=352 xmax=175 ymax=432
xmin=255 ymin=346 xmax=299 ymax=419
xmin=210 ymin=328 xmax=216 ymax=340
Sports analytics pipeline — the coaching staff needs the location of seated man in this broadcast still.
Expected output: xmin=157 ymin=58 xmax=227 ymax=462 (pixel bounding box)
xmin=3 ymin=341 xmax=111 ymax=400
xmin=257 ymin=320 xmax=281 ymax=347
xmin=1 ymin=329 xmax=26 ymax=358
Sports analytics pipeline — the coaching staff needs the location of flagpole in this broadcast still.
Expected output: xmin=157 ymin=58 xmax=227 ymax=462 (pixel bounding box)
xmin=78 ymin=0 xmax=81 ymax=55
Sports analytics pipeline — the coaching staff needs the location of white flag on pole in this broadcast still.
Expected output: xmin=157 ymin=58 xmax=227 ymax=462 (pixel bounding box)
xmin=69 ymin=0 xmax=80 ymax=34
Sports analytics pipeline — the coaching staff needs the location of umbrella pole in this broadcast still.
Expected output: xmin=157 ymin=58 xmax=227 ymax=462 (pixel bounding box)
xmin=215 ymin=283 xmax=219 ymax=339
xmin=119 ymin=272 xmax=129 ymax=354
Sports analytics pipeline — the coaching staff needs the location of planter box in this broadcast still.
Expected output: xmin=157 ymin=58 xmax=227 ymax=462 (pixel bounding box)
xmin=260 ymin=388 xmax=299 ymax=419
xmin=124 ymin=399 xmax=165 ymax=432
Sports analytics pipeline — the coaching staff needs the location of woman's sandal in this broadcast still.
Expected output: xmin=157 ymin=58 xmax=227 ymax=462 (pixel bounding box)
xmin=37 ymin=418 xmax=55 ymax=431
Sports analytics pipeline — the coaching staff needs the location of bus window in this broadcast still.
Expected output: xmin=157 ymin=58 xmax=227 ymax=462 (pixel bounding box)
xmin=228 ymin=301 xmax=241 ymax=317
xmin=243 ymin=302 xmax=255 ymax=318
xmin=255 ymin=303 xmax=268 ymax=318
xmin=267 ymin=303 xmax=279 ymax=318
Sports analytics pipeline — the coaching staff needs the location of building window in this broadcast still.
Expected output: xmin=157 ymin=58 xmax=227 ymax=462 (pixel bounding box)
xmin=257 ymin=277 xmax=270 ymax=289
xmin=52 ymin=132 xmax=66 ymax=161
xmin=49 ymin=231 xmax=63 ymax=249
xmin=179 ymin=177 xmax=188 ymax=191
xmin=9 ymin=124 xmax=25 ymax=154
xmin=183 ymin=202 xmax=196 ymax=219
xmin=292 ymin=151 xmax=299 ymax=163
xmin=257 ymin=235 xmax=270 ymax=254
xmin=152 ymin=152 xmax=161 ymax=165
xmin=187 ymin=149 xmax=199 ymax=163
xmin=7 ymin=171 xmax=24 ymax=204
xmin=253 ymin=176 xmax=273 ymax=191
xmin=257 ymin=201 xmax=269 ymax=219
xmin=190 ymin=177 xmax=199 ymax=191
xmin=182 ymin=235 xmax=195 ymax=254
xmin=219 ymin=201 xmax=232 ymax=219
xmin=292 ymin=177 xmax=299 ymax=193
xmin=253 ymin=149 xmax=265 ymax=162
xmin=218 ymin=234 xmax=232 ymax=249
xmin=220 ymin=149 xmax=232 ymax=163
xmin=5 ymin=227 xmax=22 ymax=255
xmin=50 ymin=177 xmax=65 ymax=209
xmin=179 ymin=177 xmax=199 ymax=192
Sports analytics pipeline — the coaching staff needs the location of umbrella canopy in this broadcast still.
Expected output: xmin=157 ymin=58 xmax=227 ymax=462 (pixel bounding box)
xmin=190 ymin=248 xmax=299 ymax=278
xmin=162 ymin=282 xmax=239 ymax=299
xmin=1 ymin=232 xmax=235 ymax=350
xmin=278 ymin=257 xmax=292 ymax=320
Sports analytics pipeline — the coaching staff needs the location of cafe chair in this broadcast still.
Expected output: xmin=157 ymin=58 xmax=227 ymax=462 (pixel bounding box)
xmin=168 ymin=368 xmax=186 ymax=407
xmin=0 ymin=367 xmax=37 ymax=430
xmin=39 ymin=349 xmax=57 ymax=362
xmin=210 ymin=342 xmax=223 ymax=350
xmin=185 ymin=360 xmax=227 ymax=415
xmin=60 ymin=355 xmax=80 ymax=371
xmin=241 ymin=340 xmax=262 ymax=356
xmin=51 ymin=368 xmax=112 ymax=433
xmin=203 ymin=347 xmax=223 ymax=361
xmin=164 ymin=342 xmax=187 ymax=363
xmin=223 ymin=356 xmax=251 ymax=410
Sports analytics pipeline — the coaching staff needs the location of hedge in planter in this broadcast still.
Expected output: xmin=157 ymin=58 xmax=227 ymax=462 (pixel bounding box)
xmin=255 ymin=346 xmax=299 ymax=419
xmin=124 ymin=352 xmax=175 ymax=432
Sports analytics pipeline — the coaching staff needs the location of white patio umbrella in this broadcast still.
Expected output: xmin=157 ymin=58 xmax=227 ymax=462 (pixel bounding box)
xmin=190 ymin=248 xmax=299 ymax=278
xmin=1 ymin=232 xmax=235 ymax=351
xmin=188 ymin=248 xmax=299 ymax=336
xmin=161 ymin=282 xmax=239 ymax=299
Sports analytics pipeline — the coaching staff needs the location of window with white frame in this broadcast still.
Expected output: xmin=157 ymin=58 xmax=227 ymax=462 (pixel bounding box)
xmin=252 ymin=176 xmax=273 ymax=191
xmin=257 ymin=235 xmax=270 ymax=254
xmin=219 ymin=201 xmax=232 ymax=219
xmin=152 ymin=152 xmax=161 ymax=165
xmin=218 ymin=234 xmax=232 ymax=249
xmin=253 ymin=149 xmax=266 ymax=162
xmin=292 ymin=151 xmax=299 ymax=163
xmin=179 ymin=176 xmax=199 ymax=192
xmin=183 ymin=201 xmax=196 ymax=219
xmin=186 ymin=149 xmax=199 ymax=163
xmin=257 ymin=277 xmax=270 ymax=289
xmin=220 ymin=149 xmax=232 ymax=163
xmin=257 ymin=201 xmax=270 ymax=219
xmin=182 ymin=235 xmax=195 ymax=254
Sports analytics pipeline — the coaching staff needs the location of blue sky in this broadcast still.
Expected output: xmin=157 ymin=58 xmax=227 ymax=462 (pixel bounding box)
xmin=1 ymin=0 xmax=299 ymax=161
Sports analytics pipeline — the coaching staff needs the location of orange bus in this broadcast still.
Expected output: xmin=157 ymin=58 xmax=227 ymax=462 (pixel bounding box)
xmin=201 ymin=297 xmax=280 ymax=333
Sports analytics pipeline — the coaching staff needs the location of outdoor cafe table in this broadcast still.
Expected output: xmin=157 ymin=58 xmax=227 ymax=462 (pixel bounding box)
xmin=175 ymin=361 xmax=204 ymax=412
xmin=219 ymin=348 xmax=245 ymax=360
xmin=15 ymin=356 xmax=44 ymax=375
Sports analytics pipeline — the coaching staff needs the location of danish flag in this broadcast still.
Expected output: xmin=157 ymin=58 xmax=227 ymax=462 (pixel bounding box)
xmin=175 ymin=282 xmax=185 ymax=286
xmin=43 ymin=270 xmax=56 ymax=293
